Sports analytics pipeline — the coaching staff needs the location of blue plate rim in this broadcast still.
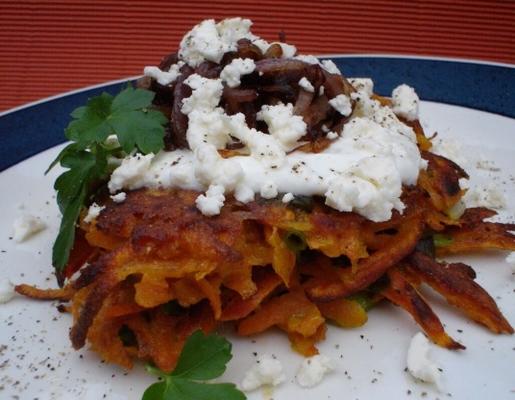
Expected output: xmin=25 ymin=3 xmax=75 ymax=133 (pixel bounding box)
xmin=1 ymin=55 xmax=513 ymax=172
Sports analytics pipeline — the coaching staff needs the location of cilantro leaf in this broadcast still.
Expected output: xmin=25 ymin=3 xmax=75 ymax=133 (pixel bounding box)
xmin=47 ymin=85 xmax=167 ymax=279
xmin=142 ymin=331 xmax=246 ymax=400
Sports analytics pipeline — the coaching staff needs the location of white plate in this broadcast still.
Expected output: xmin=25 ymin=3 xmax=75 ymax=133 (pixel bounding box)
xmin=0 ymin=101 xmax=514 ymax=400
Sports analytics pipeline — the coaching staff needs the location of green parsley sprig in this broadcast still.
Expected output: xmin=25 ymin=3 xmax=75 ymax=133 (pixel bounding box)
xmin=142 ymin=331 xmax=246 ymax=400
xmin=47 ymin=86 xmax=167 ymax=281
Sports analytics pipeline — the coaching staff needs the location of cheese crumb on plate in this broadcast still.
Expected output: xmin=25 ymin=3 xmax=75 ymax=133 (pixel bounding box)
xmin=0 ymin=278 xmax=15 ymax=304
xmin=240 ymin=354 xmax=286 ymax=392
xmin=296 ymin=354 xmax=334 ymax=388
xmin=407 ymin=332 xmax=443 ymax=389
xmin=12 ymin=214 xmax=46 ymax=243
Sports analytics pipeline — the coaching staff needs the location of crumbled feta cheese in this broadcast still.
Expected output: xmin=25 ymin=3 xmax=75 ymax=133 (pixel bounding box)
xmin=235 ymin=184 xmax=255 ymax=203
xmin=195 ymin=184 xmax=226 ymax=216
xmin=12 ymin=214 xmax=46 ymax=243
xmin=84 ymin=203 xmax=106 ymax=224
xmin=179 ymin=19 xmax=225 ymax=67
xmin=179 ymin=18 xmax=256 ymax=67
xmin=351 ymin=90 xmax=417 ymax=142
xmin=0 ymin=278 xmax=15 ymax=304
xmin=326 ymin=131 xmax=338 ymax=140
xmin=186 ymin=108 xmax=233 ymax=150
xmin=298 ymin=77 xmax=315 ymax=93
xmin=329 ymin=94 xmax=352 ymax=116
xmin=391 ymin=84 xmax=419 ymax=121
xmin=257 ymin=103 xmax=307 ymax=151
xmin=321 ymin=59 xmax=341 ymax=75
xmin=463 ymin=183 xmax=506 ymax=209
xmin=294 ymin=54 xmax=320 ymax=65
xmin=110 ymin=192 xmax=127 ymax=203
xmin=220 ymin=58 xmax=256 ymax=88
xmin=226 ymin=112 xmax=287 ymax=168
xmin=260 ymin=181 xmax=278 ymax=199
xmin=251 ymin=38 xmax=270 ymax=54
xmin=194 ymin=144 xmax=243 ymax=191
xmin=296 ymin=355 xmax=334 ymax=388
xmin=143 ymin=61 xmax=184 ymax=86
xmin=282 ymin=192 xmax=294 ymax=203
xmin=181 ymin=74 xmax=224 ymax=115
xmin=319 ymin=85 xmax=325 ymax=95
xmin=278 ymin=42 xmax=297 ymax=58
xmin=108 ymin=153 xmax=155 ymax=193
xmin=217 ymin=17 xmax=255 ymax=47
xmin=407 ymin=332 xmax=443 ymax=388
xmin=349 ymin=78 xmax=374 ymax=96
xmin=241 ymin=354 xmax=286 ymax=392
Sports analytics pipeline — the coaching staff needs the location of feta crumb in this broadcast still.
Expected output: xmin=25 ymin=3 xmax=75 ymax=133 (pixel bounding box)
xmin=329 ymin=94 xmax=352 ymax=116
xmin=298 ymin=77 xmax=315 ymax=93
xmin=260 ymin=181 xmax=278 ymax=199
xmin=110 ymin=192 xmax=127 ymax=203
xmin=326 ymin=131 xmax=338 ymax=140
xmin=275 ymin=42 xmax=297 ymax=58
xmin=349 ymin=78 xmax=374 ymax=96
xmin=143 ymin=61 xmax=184 ymax=86
xmin=407 ymin=332 xmax=443 ymax=388
xmin=294 ymin=54 xmax=320 ymax=65
xmin=195 ymin=184 xmax=226 ymax=216
xmin=321 ymin=59 xmax=341 ymax=75
xmin=108 ymin=153 xmax=155 ymax=193
xmin=179 ymin=18 xmax=255 ymax=67
xmin=293 ymin=56 xmax=340 ymax=75
xmin=12 ymin=214 xmax=46 ymax=243
xmin=319 ymin=85 xmax=325 ymax=95
xmin=241 ymin=354 xmax=286 ymax=392
xmin=181 ymin=74 xmax=224 ymax=115
xmin=463 ymin=183 xmax=506 ymax=209
xmin=391 ymin=84 xmax=419 ymax=121
xmin=84 ymin=203 xmax=105 ymax=224
xmin=235 ymin=184 xmax=255 ymax=203
xmin=0 ymin=278 xmax=15 ymax=304
xmin=282 ymin=192 xmax=294 ymax=203
xmin=296 ymin=354 xmax=334 ymax=388
xmin=220 ymin=58 xmax=256 ymax=88
xmin=257 ymin=103 xmax=307 ymax=151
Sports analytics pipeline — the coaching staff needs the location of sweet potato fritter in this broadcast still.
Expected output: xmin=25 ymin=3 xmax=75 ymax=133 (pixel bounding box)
xmin=15 ymin=130 xmax=515 ymax=372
